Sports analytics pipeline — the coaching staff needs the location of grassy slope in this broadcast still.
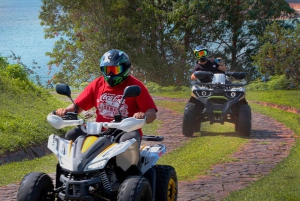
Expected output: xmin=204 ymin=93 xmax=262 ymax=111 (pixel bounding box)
xmin=0 ymin=75 xmax=68 ymax=154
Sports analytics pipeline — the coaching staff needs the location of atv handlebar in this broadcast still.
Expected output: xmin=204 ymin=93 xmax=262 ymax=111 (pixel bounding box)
xmin=47 ymin=114 xmax=146 ymax=133
xmin=192 ymin=81 xmax=246 ymax=87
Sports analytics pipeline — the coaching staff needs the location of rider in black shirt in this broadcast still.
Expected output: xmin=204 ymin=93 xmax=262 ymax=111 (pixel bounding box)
xmin=190 ymin=45 xmax=227 ymax=82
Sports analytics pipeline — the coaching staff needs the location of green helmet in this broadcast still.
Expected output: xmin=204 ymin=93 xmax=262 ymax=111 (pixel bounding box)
xmin=100 ymin=49 xmax=131 ymax=87
xmin=194 ymin=45 xmax=208 ymax=61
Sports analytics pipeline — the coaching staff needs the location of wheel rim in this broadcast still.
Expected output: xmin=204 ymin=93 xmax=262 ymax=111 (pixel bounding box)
xmin=167 ymin=178 xmax=177 ymax=201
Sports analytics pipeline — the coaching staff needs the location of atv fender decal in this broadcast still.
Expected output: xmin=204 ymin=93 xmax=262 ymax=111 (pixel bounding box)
xmin=81 ymin=136 xmax=98 ymax=153
xmin=140 ymin=145 xmax=146 ymax=150
xmin=68 ymin=140 xmax=73 ymax=157
xmin=97 ymin=143 xmax=117 ymax=158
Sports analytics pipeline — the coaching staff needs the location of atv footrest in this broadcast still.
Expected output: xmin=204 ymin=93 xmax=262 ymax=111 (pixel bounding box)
xmin=142 ymin=135 xmax=164 ymax=141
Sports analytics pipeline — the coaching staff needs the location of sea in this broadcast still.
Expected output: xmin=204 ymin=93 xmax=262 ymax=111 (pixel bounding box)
xmin=0 ymin=0 xmax=56 ymax=84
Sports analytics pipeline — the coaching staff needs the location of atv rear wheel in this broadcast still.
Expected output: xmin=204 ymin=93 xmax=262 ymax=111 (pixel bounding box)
xmin=154 ymin=165 xmax=178 ymax=201
xmin=237 ymin=104 xmax=252 ymax=136
xmin=182 ymin=101 xmax=202 ymax=137
xmin=117 ymin=176 xmax=152 ymax=201
xmin=17 ymin=172 xmax=54 ymax=201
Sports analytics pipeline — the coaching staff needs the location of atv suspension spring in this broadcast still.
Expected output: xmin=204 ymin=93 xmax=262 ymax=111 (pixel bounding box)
xmin=100 ymin=171 xmax=112 ymax=192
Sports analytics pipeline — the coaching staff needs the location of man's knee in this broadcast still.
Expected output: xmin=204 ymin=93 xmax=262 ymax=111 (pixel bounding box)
xmin=65 ymin=127 xmax=85 ymax=141
xmin=119 ymin=131 xmax=141 ymax=145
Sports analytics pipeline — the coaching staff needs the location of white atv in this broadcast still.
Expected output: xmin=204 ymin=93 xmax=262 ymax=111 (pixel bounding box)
xmin=17 ymin=84 xmax=178 ymax=201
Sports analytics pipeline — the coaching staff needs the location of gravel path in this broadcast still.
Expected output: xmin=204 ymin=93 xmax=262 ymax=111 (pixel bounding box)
xmin=0 ymin=98 xmax=296 ymax=201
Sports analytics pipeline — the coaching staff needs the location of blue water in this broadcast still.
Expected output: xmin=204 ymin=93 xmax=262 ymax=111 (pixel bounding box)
xmin=0 ymin=0 xmax=56 ymax=84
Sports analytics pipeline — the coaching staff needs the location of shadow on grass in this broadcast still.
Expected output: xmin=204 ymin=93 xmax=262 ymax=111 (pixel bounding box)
xmin=197 ymin=131 xmax=242 ymax=138
xmin=193 ymin=129 xmax=288 ymax=140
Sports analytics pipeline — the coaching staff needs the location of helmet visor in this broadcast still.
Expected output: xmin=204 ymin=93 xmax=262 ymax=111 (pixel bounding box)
xmin=195 ymin=50 xmax=208 ymax=59
xmin=101 ymin=65 xmax=124 ymax=75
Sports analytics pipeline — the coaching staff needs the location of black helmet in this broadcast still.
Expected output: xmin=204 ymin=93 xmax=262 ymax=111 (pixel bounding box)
xmin=194 ymin=45 xmax=208 ymax=62
xmin=100 ymin=49 xmax=131 ymax=87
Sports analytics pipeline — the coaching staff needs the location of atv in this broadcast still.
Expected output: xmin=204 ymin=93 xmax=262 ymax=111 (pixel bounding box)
xmin=182 ymin=71 xmax=252 ymax=137
xmin=17 ymin=84 xmax=178 ymax=201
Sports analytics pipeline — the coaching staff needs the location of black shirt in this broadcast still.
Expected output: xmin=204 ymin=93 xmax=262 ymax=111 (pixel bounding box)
xmin=193 ymin=59 xmax=224 ymax=74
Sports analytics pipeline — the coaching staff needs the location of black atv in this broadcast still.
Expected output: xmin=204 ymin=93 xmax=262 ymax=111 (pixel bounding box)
xmin=182 ymin=71 xmax=252 ymax=137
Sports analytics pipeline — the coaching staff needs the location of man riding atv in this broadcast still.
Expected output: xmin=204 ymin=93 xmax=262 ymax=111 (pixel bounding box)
xmin=182 ymin=45 xmax=252 ymax=137
xmin=190 ymin=45 xmax=227 ymax=81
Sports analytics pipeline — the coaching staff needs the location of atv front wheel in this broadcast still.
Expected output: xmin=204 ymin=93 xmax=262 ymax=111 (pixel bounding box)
xmin=237 ymin=104 xmax=252 ymax=136
xmin=154 ymin=165 xmax=178 ymax=201
xmin=17 ymin=172 xmax=54 ymax=201
xmin=117 ymin=176 xmax=152 ymax=201
xmin=182 ymin=101 xmax=202 ymax=137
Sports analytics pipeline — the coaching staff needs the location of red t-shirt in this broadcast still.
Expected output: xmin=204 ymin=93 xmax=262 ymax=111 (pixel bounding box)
xmin=75 ymin=75 xmax=157 ymax=136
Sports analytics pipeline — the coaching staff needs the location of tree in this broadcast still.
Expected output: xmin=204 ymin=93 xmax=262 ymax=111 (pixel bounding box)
xmin=252 ymin=22 xmax=300 ymax=88
xmin=39 ymin=0 xmax=186 ymax=86
xmin=39 ymin=0 xmax=298 ymax=87
xmin=169 ymin=0 xmax=298 ymax=74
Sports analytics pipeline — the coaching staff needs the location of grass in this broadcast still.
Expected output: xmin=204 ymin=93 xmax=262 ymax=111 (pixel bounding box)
xmin=0 ymin=155 xmax=57 ymax=185
xmin=247 ymin=90 xmax=300 ymax=108
xmin=151 ymin=90 xmax=190 ymax=99
xmin=158 ymin=134 xmax=246 ymax=181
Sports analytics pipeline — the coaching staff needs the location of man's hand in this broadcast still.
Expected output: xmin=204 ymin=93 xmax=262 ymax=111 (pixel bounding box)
xmin=216 ymin=58 xmax=227 ymax=72
xmin=55 ymin=108 xmax=68 ymax=117
xmin=54 ymin=104 xmax=83 ymax=117
xmin=133 ymin=112 xmax=145 ymax=119
xmin=191 ymin=73 xmax=197 ymax=80
xmin=133 ymin=109 xmax=157 ymax=124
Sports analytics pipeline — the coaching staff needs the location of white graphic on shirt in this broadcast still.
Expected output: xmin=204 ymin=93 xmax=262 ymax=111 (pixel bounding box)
xmin=97 ymin=93 xmax=129 ymax=119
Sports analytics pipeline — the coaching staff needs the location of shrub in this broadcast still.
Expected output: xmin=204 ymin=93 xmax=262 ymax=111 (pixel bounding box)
xmin=145 ymin=82 xmax=162 ymax=93
xmin=246 ymin=75 xmax=289 ymax=91
xmin=79 ymin=82 xmax=89 ymax=89
xmin=146 ymin=82 xmax=190 ymax=93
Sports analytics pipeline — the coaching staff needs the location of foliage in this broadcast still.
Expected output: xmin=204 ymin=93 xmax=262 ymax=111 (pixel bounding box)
xmin=0 ymin=59 xmax=38 ymax=91
xmin=246 ymin=74 xmax=290 ymax=90
xmin=0 ymin=53 xmax=51 ymax=88
xmin=145 ymin=81 xmax=189 ymax=93
xmin=39 ymin=0 xmax=298 ymax=87
xmin=79 ymin=81 xmax=89 ymax=90
xmin=0 ymin=55 xmax=8 ymax=70
xmin=39 ymin=0 xmax=189 ymax=87
xmin=252 ymin=22 xmax=300 ymax=88
xmin=162 ymin=0 xmax=297 ymax=75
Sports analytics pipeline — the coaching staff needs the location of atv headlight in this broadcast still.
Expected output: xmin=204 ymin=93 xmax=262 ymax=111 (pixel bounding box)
xmin=194 ymin=90 xmax=212 ymax=98
xmin=225 ymin=91 xmax=244 ymax=99
xmin=86 ymin=159 xmax=107 ymax=171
